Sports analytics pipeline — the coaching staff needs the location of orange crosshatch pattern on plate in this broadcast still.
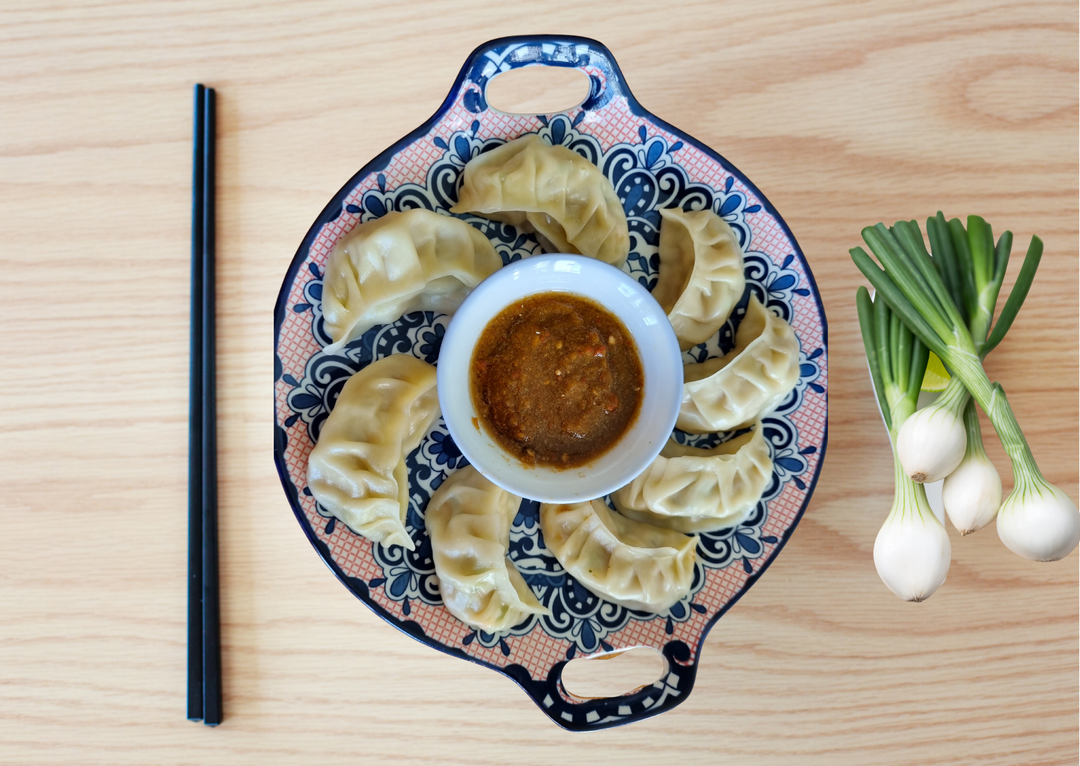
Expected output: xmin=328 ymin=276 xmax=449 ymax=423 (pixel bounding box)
xmin=274 ymin=44 xmax=828 ymax=719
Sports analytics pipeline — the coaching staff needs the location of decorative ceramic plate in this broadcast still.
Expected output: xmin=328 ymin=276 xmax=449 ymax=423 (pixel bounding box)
xmin=274 ymin=35 xmax=829 ymax=731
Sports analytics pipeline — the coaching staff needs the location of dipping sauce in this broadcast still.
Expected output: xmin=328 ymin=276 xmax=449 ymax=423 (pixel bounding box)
xmin=470 ymin=292 xmax=644 ymax=468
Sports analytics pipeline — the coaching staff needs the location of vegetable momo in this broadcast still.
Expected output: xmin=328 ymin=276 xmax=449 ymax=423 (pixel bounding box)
xmin=652 ymin=207 xmax=747 ymax=351
xmin=611 ymin=422 xmax=772 ymax=533
xmin=450 ymin=134 xmax=630 ymax=268
xmin=677 ymin=296 xmax=800 ymax=433
xmin=539 ymin=499 xmax=697 ymax=613
xmin=322 ymin=209 xmax=502 ymax=352
xmin=306 ymin=355 xmax=440 ymax=550
xmin=426 ymin=466 xmax=548 ymax=633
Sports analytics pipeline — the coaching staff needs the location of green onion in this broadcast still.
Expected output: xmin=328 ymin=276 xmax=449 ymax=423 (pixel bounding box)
xmin=856 ymin=287 xmax=948 ymax=601
xmin=852 ymin=216 xmax=1079 ymax=562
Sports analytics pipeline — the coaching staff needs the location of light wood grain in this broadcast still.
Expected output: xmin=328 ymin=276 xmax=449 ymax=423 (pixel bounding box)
xmin=0 ymin=1 xmax=1076 ymax=764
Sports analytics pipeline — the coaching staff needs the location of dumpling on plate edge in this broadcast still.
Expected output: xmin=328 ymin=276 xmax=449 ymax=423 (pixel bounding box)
xmin=426 ymin=466 xmax=549 ymax=633
xmin=539 ymin=499 xmax=697 ymax=613
xmin=321 ymin=209 xmax=502 ymax=352
xmin=677 ymin=295 xmax=801 ymax=433
xmin=611 ymin=421 xmax=772 ymax=534
xmin=450 ymin=134 xmax=630 ymax=268
xmin=652 ymin=207 xmax=746 ymax=351
xmin=306 ymin=354 xmax=440 ymax=551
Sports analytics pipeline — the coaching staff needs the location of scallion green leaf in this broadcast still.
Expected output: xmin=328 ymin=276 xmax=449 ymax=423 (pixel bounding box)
xmin=907 ymin=337 xmax=929 ymax=409
xmin=927 ymin=214 xmax=966 ymax=323
xmin=893 ymin=219 xmax=969 ymax=337
xmin=850 ymin=246 xmax=949 ymax=360
xmin=993 ymin=230 xmax=1012 ymax=288
xmin=967 ymin=216 xmax=993 ymax=290
xmin=873 ymin=277 xmax=893 ymax=388
xmin=856 ymin=287 xmax=892 ymax=430
xmin=895 ymin=314 xmax=911 ymax=399
xmin=859 ymin=229 xmax=955 ymax=343
xmin=947 ymin=217 xmax=980 ymax=320
xmin=982 ymin=235 xmax=1043 ymax=355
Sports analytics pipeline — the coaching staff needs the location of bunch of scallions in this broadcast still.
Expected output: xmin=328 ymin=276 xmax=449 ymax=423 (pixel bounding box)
xmin=853 ymin=215 xmax=1080 ymax=600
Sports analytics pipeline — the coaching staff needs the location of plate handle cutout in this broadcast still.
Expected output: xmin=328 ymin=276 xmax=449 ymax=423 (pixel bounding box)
xmin=485 ymin=65 xmax=591 ymax=116
xmin=560 ymin=646 xmax=666 ymax=700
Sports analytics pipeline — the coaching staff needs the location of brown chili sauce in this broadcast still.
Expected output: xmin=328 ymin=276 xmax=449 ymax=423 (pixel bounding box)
xmin=470 ymin=292 xmax=644 ymax=468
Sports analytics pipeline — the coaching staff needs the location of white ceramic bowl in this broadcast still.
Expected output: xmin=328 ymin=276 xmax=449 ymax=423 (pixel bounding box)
xmin=437 ymin=254 xmax=683 ymax=504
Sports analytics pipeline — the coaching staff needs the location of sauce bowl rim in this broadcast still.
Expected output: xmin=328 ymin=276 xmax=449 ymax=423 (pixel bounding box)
xmin=437 ymin=253 xmax=683 ymax=504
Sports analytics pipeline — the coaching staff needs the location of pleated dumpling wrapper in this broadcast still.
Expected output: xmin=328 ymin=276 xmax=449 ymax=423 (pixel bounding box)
xmin=450 ymin=134 xmax=630 ymax=268
xmin=426 ymin=466 xmax=549 ymax=633
xmin=611 ymin=421 xmax=772 ymax=533
xmin=652 ymin=207 xmax=747 ymax=351
xmin=677 ymin=295 xmax=800 ymax=433
xmin=539 ymin=499 xmax=697 ymax=613
xmin=306 ymin=355 xmax=440 ymax=550
xmin=322 ymin=209 xmax=502 ymax=352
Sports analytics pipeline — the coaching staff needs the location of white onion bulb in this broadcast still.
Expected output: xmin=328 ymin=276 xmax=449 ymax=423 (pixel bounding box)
xmin=942 ymin=401 xmax=1002 ymax=535
xmin=996 ymin=479 xmax=1080 ymax=562
xmin=897 ymin=393 xmax=967 ymax=484
xmin=874 ymin=457 xmax=952 ymax=602
xmin=943 ymin=452 xmax=1002 ymax=535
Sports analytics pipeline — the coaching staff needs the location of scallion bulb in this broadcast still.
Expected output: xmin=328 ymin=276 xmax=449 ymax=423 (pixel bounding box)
xmin=985 ymin=386 xmax=1080 ymax=562
xmin=943 ymin=454 xmax=1002 ymax=535
xmin=896 ymin=378 xmax=968 ymax=483
xmin=996 ymin=477 xmax=1080 ymax=562
xmin=874 ymin=454 xmax=952 ymax=601
xmin=941 ymin=400 xmax=1002 ymax=535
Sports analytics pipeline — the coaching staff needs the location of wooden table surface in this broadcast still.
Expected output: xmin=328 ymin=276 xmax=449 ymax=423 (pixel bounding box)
xmin=2 ymin=1 xmax=1076 ymax=764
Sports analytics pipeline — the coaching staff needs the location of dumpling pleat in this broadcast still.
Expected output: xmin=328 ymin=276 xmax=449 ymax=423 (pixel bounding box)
xmin=306 ymin=355 xmax=441 ymax=551
xmin=654 ymin=207 xmax=747 ymax=351
xmin=322 ymin=210 xmax=502 ymax=351
xmin=539 ymin=499 xmax=697 ymax=613
xmin=612 ymin=422 xmax=773 ymax=533
xmin=451 ymin=134 xmax=629 ymax=268
xmin=426 ymin=466 xmax=549 ymax=633
xmin=676 ymin=296 xmax=800 ymax=433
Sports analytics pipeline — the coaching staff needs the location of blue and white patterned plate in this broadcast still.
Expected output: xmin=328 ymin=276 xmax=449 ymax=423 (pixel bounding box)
xmin=273 ymin=35 xmax=829 ymax=731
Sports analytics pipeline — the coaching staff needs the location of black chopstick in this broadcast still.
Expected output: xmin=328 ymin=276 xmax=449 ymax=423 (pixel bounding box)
xmin=187 ymin=83 xmax=206 ymax=723
xmin=188 ymin=83 xmax=222 ymax=726
xmin=200 ymin=85 xmax=223 ymax=727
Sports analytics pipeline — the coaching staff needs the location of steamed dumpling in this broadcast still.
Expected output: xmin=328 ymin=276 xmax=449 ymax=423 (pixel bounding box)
xmin=306 ymin=355 xmax=440 ymax=550
xmin=539 ymin=499 xmax=697 ymax=613
xmin=450 ymin=134 xmax=630 ymax=268
xmin=322 ymin=210 xmax=502 ymax=351
xmin=611 ymin=422 xmax=772 ymax=533
xmin=426 ymin=466 xmax=548 ymax=632
xmin=652 ymin=207 xmax=747 ymax=351
xmin=677 ymin=296 xmax=800 ymax=433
